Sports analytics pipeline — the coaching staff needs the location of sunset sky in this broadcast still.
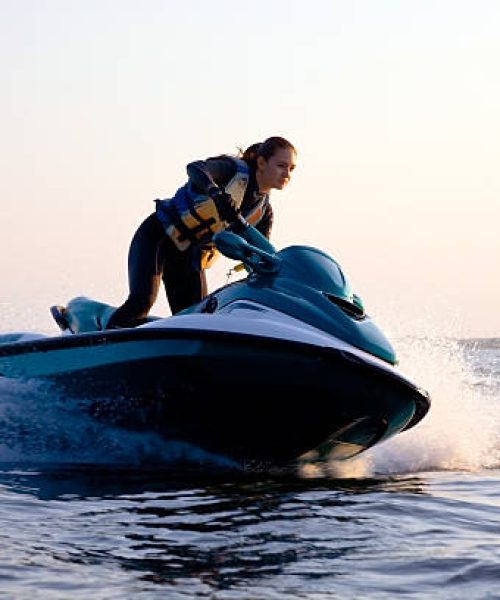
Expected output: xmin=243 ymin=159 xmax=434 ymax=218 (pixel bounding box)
xmin=1 ymin=0 xmax=499 ymax=337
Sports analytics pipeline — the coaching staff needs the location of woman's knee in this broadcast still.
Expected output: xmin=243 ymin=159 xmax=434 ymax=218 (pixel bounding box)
xmin=124 ymin=294 xmax=156 ymax=318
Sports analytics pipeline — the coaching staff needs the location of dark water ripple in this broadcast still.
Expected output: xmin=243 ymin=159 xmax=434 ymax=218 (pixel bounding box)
xmin=1 ymin=466 xmax=500 ymax=599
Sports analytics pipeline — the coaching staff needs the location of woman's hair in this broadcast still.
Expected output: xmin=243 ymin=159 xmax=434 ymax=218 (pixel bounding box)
xmin=240 ymin=136 xmax=296 ymax=169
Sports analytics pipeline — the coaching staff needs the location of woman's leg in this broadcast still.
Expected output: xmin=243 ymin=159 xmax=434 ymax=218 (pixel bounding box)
xmin=106 ymin=214 xmax=165 ymax=328
xmin=161 ymin=248 xmax=208 ymax=314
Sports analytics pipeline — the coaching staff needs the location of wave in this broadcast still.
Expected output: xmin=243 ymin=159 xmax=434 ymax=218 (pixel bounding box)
xmin=0 ymin=378 xmax=237 ymax=469
xmin=324 ymin=331 xmax=500 ymax=478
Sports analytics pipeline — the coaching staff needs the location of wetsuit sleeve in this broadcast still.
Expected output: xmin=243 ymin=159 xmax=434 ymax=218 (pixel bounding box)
xmin=186 ymin=157 xmax=237 ymax=194
xmin=255 ymin=203 xmax=274 ymax=239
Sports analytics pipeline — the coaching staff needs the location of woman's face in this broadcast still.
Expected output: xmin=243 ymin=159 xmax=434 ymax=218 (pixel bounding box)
xmin=256 ymin=147 xmax=297 ymax=193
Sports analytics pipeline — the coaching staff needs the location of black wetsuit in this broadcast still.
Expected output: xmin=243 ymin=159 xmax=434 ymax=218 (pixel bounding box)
xmin=107 ymin=156 xmax=273 ymax=328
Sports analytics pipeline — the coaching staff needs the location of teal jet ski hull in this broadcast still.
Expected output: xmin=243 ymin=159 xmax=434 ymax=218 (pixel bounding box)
xmin=0 ymin=317 xmax=429 ymax=465
xmin=0 ymin=228 xmax=430 ymax=466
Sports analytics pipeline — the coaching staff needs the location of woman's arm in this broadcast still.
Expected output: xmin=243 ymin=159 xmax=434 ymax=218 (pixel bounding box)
xmin=186 ymin=156 xmax=237 ymax=194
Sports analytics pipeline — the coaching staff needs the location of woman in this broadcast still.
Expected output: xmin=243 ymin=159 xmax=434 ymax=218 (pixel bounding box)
xmin=106 ymin=136 xmax=297 ymax=328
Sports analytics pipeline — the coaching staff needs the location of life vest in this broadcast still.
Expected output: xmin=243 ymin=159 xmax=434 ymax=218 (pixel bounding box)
xmin=156 ymin=158 xmax=251 ymax=252
xmin=243 ymin=197 xmax=269 ymax=227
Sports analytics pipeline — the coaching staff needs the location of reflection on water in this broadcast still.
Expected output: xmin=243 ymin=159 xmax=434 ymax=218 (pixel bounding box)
xmin=1 ymin=465 xmax=500 ymax=599
xmin=0 ymin=463 xmax=429 ymax=500
xmin=0 ymin=465 xmax=432 ymax=597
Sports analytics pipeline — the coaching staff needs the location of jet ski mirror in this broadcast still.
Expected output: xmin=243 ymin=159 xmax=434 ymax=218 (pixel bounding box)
xmin=213 ymin=231 xmax=281 ymax=274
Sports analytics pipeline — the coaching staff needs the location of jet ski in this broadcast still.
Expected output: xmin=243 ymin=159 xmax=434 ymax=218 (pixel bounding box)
xmin=0 ymin=226 xmax=430 ymax=466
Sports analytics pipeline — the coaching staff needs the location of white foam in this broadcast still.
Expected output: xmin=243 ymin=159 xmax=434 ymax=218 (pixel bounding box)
xmin=329 ymin=326 xmax=500 ymax=477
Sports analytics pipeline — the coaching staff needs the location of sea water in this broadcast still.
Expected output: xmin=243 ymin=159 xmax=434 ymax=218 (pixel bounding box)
xmin=0 ymin=310 xmax=499 ymax=599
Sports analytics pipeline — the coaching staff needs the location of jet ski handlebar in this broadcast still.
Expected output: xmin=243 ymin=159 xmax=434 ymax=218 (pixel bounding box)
xmin=213 ymin=229 xmax=281 ymax=274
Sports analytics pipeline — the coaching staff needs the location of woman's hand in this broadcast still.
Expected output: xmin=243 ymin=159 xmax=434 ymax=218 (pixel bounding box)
xmin=208 ymin=186 xmax=241 ymax=224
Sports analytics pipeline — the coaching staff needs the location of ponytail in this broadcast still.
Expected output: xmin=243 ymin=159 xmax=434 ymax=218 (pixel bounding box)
xmin=239 ymin=136 xmax=296 ymax=170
